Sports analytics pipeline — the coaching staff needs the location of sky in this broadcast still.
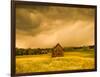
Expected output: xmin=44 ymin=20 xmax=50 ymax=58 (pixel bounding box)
xmin=16 ymin=4 xmax=95 ymax=48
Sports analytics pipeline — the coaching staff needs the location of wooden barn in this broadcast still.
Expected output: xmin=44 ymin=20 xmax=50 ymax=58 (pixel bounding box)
xmin=52 ymin=43 xmax=64 ymax=57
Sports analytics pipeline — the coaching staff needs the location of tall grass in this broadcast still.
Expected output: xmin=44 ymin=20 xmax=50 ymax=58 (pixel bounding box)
xmin=16 ymin=50 xmax=95 ymax=73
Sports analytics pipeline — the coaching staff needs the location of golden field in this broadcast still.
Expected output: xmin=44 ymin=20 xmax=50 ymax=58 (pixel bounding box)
xmin=16 ymin=49 xmax=95 ymax=74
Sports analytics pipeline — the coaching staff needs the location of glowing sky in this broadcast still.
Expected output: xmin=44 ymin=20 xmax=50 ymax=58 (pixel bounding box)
xmin=16 ymin=4 xmax=95 ymax=48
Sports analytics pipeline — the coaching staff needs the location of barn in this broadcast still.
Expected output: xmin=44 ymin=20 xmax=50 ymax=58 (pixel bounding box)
xmin=52 ymin=43 xmax=64 ymax=57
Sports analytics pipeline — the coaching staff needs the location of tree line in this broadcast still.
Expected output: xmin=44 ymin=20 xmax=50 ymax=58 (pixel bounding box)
xmin=16 ymin=45 xmax=94 ymax=56
xmin=16 ymin=48 xmax=52 ymax=56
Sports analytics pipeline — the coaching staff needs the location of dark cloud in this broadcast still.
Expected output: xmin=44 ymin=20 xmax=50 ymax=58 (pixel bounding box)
xmin=16 ymin=8 xmax=41 ymax=30
xmin=16 ymin=4 xmax=95 ymax=33
xmin=44 ymin=7 xmax=95 ymax=21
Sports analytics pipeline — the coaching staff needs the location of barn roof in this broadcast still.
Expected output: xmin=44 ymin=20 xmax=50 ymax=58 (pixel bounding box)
xmin=54 ymin=43 xmax=64 ymax=50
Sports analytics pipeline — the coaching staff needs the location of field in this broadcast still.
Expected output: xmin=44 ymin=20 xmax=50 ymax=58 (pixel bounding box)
xmin=16 ymin=49 xmax=95 ymax=74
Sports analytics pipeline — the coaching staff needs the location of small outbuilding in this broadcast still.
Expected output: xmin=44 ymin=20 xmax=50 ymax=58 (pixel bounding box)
xmin=52 ymin=43 xmax=64 ymax=57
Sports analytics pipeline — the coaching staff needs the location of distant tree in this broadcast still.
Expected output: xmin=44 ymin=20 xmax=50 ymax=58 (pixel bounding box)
xmin=83 ymin=46 xmax=89 ymax=51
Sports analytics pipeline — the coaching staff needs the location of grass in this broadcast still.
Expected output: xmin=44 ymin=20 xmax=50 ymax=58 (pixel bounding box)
xmin=16 ymin=49 xmax=95 ymax=74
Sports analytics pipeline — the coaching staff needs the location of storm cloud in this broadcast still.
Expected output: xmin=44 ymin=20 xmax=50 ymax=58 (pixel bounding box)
xmin=16 ymin=4 xmax=95 ymax=48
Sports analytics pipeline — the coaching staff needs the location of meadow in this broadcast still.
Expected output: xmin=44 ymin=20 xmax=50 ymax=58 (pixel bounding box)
xmin=16 ymin=49 xmax=95 ymax=74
